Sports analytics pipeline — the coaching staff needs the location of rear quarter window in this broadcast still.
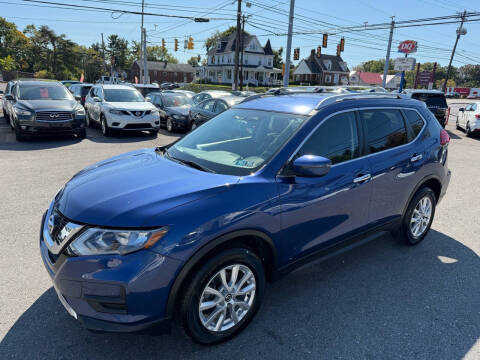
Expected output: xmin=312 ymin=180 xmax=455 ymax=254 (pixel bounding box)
xmin=403 ymin=110 xmax=425 ymax=138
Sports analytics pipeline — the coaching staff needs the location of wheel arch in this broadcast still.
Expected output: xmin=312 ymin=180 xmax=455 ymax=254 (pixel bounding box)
xmin=165 ymin=229 xmax=277 ymax=319
xmin=403 ymin=175 xmax=442 ymax=216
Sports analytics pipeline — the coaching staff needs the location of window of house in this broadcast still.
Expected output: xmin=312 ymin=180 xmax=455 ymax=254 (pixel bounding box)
xmin=245 ymin=56 xmax=248 ymax=65
xmin=211 ymin=56 xmax=215 ymax=64
xmin=267 ymin=58 xmax=272 ymax=66
xmin=323 ymin=60 xmax=332 ymax=70
xmin=227 ymin=69 xmax=232 ymax=79
xmin=222 ymin=56 xmax=224 ymax=63
xmin=217 ymin=42 xmax=221 ymax=50
xmin=334 ymin=73 xmax=339 ymax=84
xmin=325 ymin=75 xmax=332 ymax=83
xmin=359 ymin=109 xmax=408 ymax=154
xmin=297 ymin=111 xmax=359 ymax=165
xmin=258 ymin=58 xmax=261 ymax=65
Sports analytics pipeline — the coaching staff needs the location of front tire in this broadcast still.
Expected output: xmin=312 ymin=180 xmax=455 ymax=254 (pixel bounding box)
xmin=393 ymin=187 xmax=436 ymax=245
xmin=179 ymin=248 xmax=265 ymax=344
xmin=14 ymin=120 xmax=26 ymax=142
xmin=166 ymin=118 xmax=174 ymax=133
xmin=101 ymin=115 xmax=112 ymax=137
xmin=85 ymin=110 xmax=92 ymax=128
xmin=77 ymin=128 xmax=86 ymax=139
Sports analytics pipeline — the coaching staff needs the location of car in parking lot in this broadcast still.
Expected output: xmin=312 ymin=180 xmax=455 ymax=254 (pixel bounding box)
xmin=69 ymin=83 xmax=93 ymax=106
xmin=84 ymin=84 xmax=160 ymax=136
xmin=456 ymin=102 xmax=480 ymax=136
xmin=2 ymin=80 xmax=16 ymax=123
xmin=60 ymin=80 xmax=81 ymax=89
xmin=403 ymin=89 xmax=448 ymax=127
xmin=161 ymin=89 xmax=195 ymax=98
xmin=189 ymin=95 xmax=243 ymax=129
xmin=192 ymin=90 xmax=232 ymax=104
xmin=146 ymin=91 xmax=193 ymax=132
xmin=132 ymin=83 xmax=160 ymax=97
xmin=40 ymin=92 xmax=450 ymax=344
xmin=4 ymin=79 xmax=86 ymax=140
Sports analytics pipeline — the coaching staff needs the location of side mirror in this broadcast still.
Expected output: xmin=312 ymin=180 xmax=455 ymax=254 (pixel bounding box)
xmin=5 ymin=94 xmax=14 ymax=101
xmin=459 ymin=107 xmax=465 ymax=112
xmin=75 ymin=95 xmax=81 ymax=101
xmin=292 ymin=155 xmax=331 ymax=177
xmin=145 ymin=96 xmax=151 ymax=102
xmin=93 ymin=96 xmax=101 ymax=102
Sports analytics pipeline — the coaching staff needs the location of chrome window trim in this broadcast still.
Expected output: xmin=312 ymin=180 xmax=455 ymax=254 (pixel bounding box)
xmin=285 ymin=106 xmax=427 ymax=169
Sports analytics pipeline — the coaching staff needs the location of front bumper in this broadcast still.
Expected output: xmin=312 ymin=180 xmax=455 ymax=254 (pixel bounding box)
xmin=18 ymin=117 xmax=85 ymax=135
xmin=171 ymin=116 xmax=189 ymax=130
xmin=39 ymin=210 xmax=182 ymax=334
xmin=105 ymin=112 xmax=160 ymax=131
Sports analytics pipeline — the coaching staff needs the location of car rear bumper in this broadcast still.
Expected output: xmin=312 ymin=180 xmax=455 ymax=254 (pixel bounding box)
xmin=39 ymin=209 xmax=181 ymax=334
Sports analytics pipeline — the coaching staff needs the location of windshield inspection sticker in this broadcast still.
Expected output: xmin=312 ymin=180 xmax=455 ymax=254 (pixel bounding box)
xmin=235 ymin=159 xmax=254 ymax=168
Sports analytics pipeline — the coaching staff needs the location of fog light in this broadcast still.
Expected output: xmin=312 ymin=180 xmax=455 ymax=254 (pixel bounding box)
xmin=155 ymin=121 xmax=159 ymax=125
xmin=21 ymin=125 xmax=27 ymax=130
xmin=112 ymin=122 xmax=120 ymax=127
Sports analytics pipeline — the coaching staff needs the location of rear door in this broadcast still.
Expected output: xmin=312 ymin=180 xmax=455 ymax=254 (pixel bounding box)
xmin=360 ymin=108 xmax=425 ymax=224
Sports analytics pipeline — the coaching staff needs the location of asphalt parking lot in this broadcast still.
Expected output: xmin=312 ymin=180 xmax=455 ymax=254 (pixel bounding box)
xmin=0 ymin=104 xmax=479 ymax=359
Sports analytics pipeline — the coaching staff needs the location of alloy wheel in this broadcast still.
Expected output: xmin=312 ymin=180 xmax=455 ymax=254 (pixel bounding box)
xmin=167 ymin=118 xmax=173 ymax=132
xmin=198 ymin=264 xmax=256 ymax=332
xmin=101 ymin=117 xmax=106 ymax=135
xmin=410 ymin=196 xmax=432 ymax=238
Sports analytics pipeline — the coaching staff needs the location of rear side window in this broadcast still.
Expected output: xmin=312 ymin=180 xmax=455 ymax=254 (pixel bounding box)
xmin=412 ymin=93 xmax=447 ymax=108
xmin=403 ymin=110 xmax=425 ymax=138
xmin=215 ymin=100 xmax=228 ymax=113
xmin=298 ymin=111 xmax=359 ymax=165
xmin=360 ymin=109 xmax=407 ymax=154
xmin=202 ymin=99 xmax=216 ymax=111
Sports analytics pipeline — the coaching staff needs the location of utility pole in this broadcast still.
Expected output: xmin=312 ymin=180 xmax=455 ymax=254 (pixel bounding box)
xmin=233 ymin=0 xmax=242 ymax=91
xmin=382 ymin=18 xmax=394 ymax=89
xmin=443 ymin=11 xmax=467 ymax=92
xmin=143 ymin=28 xmax=148 ymax=84
xmin=283 ymin=0 xmax=295 ymax=88
xmin=240 ymin=15 xmax=246 ymax=91
xmin=140 ymin=0 xmax=145 ymax=83
xmin=101 ymin=32 xmax=106 ymax=75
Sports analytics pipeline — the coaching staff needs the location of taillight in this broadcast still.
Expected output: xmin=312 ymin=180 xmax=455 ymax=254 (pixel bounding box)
xmin=440 ymin=129 xmax=450 ymax=145
xmin=81 ymin=96 xmax=86 ymax=102
xmin=475 ymin=114 xmax=480 ymax=119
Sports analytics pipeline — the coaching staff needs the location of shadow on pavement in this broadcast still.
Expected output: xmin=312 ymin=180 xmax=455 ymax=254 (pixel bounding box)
xmin=1 ymin=230 xmax=479 ymax=359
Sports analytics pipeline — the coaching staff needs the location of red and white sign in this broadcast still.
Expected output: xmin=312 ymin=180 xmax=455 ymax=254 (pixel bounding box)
xmin=398 ymin=40 xmax=418 ymax=54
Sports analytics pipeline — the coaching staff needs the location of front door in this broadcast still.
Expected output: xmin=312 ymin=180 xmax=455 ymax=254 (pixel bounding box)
xmin=276 ymin=111 xmax=372 ymax=263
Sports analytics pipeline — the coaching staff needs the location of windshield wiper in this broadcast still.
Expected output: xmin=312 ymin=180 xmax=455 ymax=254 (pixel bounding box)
xmin=160 ymin=148 xmax=215 ymax=173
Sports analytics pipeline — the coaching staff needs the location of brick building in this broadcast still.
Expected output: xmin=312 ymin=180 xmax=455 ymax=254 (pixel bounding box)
xmin=130 ymin=60 xmax=194 ymax=84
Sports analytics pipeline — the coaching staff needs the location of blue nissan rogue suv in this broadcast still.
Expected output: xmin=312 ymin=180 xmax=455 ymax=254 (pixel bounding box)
xmin=40 ymin=92 xmax=451 ymax=344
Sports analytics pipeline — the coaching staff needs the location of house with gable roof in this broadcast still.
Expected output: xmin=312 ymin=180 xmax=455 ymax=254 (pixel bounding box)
xmin=293 ymin=49 xmax=350 ymax=85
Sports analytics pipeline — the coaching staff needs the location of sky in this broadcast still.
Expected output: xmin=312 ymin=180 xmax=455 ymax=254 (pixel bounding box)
xmin=1 ymin=0 xmax=480 ymax=69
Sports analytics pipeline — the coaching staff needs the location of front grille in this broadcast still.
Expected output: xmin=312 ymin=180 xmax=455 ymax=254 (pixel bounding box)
xmin=36 ymin=111 xmax=73 ymax=121
xmin=124 ymin=123 xmax=153 ymax=129
xmin=49 ymin=210 xmax=70 ymax=246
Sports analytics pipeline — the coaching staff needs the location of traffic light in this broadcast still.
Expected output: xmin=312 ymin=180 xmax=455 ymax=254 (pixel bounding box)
xmin=197 ymin=55 xmax=201 ymax=62
xmin=282 ymin=63 xmax=285 ymax=76
xmin=336 ymin=43 xmax=341 ymax=56
xmin=174 ymin=38 xmax=178 ymax=52
xmin=322 ymin=33 xmax=328 ymax=48
xmin=187 ymin=37 xmax=194 ymax=50
xmin=162 ymin=38 xmax=166 ymax=50
xmin=293 ymin=47 xmax=300 ymax=60
xmin=316 ymin=46 xmax=321 ymax=57
xmin=340 ymin=37 xmax=345 ymax=52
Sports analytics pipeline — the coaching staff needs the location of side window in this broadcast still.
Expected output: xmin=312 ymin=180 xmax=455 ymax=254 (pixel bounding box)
xmin=202 ymin=99 xmax=216 ymax=112
xmin=88 ymin=87 xmax=95 ymax=97
xmin=360 ymin=109 xmax=408 ymax=154
xmin=403 ymin=110 xmax=425 ymax=139
xmin=156 ymin=95 xmax=163 ymax=106
xmin=472 ymin=103 xmax=477 ymax=111
xmin=465 ymin=104 xmax=472 ymax=111
xmin=297 ymin=111 xmax=359 ymax=165
xmin=214 ymin=100 xmax=228 ymax=114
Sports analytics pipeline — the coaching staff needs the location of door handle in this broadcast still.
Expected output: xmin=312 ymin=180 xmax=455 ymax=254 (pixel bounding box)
xmin=410 ymin=154 xmax=423 ymax=162
xmin=353 ymin=174 xmax=371 ymax=184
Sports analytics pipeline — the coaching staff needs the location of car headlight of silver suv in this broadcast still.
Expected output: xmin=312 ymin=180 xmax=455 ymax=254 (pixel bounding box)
xmin=67 ymin=227 xmax=168 ymax=255
xmin=109 ymin=109 xmax=123 ymax=115
xmin=74 ymin=105 xmax=85 ymax=117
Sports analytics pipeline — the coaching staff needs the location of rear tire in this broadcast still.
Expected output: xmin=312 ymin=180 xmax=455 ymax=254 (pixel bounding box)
xmin=393 ymin=187 xmax=436 ymax=245
xmin=179 ymin=248 xmax=265 ymax=345
xmin=456 ymin=118 xmax=461 ymax=130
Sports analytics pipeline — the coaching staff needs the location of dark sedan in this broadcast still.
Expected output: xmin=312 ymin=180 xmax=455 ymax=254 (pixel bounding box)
xmin=5 ymin=80 xmax=86 ymax=141
xmin=147 ymin=92 xmax=193 ymax=132
xmin=189 ymin=95 xmax=243 ymax=130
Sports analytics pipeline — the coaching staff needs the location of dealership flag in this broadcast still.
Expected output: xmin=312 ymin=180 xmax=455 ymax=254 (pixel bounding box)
xmin=135 ymin=76 xmax=138 ymax=84
xmin=80 ymin=74 xmax=84 ymax=83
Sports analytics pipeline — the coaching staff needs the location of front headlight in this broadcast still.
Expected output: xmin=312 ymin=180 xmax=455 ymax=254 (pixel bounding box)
xmin=74 ymin=106 xmax=85 ymax=116
xmin=67 ymin=227 xmax=168 ymax=255
xmin=15 ymin=107 xmax=32 ymax=116
xmin=109 ymin=109 xmax=123 ymax=115
xmin=151 ymin=109 xmax=159 ymax=114
xmin=172 ymin=114 xmax=183 ymax=120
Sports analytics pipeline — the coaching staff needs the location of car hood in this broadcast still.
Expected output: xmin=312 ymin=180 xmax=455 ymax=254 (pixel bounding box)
xmin=165 ymin=105 xmax=191 ymax=116
xmin=104 ymin=102 xmax=155 ymax=111
xmin=55 ymin=148 xmax=239 ymax=227
xmin=17 ymin=99 xmax=77 ymax=111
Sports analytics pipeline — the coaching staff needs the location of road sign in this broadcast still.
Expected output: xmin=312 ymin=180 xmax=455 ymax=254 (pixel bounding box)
xmin=394 ymin=57 xmax=416 ymax=71
xmin=398 ymin=40 xmax=418 ymax=54
xmin=417 ymin=71 xmax=433 ymax=85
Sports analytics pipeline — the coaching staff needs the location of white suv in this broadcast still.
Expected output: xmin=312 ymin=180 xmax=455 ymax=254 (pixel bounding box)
xmin=84 ymin=84 xmax=160 ymax=136
xmin=456 ymin=102 xmax=480 ymax=137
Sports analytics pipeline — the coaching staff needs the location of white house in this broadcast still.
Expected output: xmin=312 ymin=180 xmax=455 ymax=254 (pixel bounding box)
xmin=200 ymin=31 xmax=282 ymax=86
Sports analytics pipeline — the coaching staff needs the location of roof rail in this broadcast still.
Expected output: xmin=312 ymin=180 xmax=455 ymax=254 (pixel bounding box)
xmin=315 ymin=92 xmax=408 ymax=109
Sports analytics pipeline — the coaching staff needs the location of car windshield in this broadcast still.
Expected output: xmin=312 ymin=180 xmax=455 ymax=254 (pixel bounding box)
xmin=163 ymin=95 xmax=192 ymax=107
xmin=104 ymin=89 xmax=144 ymax=102
xmin=412 ymin=93 xmax=447 ymax=107
xmin=168 ymin=109 xmax=308 ymax=176
xmin=18 ymin=85 xmax=73 ymax=100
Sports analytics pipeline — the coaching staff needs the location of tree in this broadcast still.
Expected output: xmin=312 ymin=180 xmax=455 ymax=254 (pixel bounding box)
xmin=273 ymin=47 xmax=283 ymax=68
xmin=106 ymin=34 xmax=129 ymax=70
xmin=187 ymin=56 xmax=199 ymax=67
xmin=129 ymin=41 xmax=178 ymax=65
xmin=353 ymin=59 xmax=394 ymax=73
xmin=204 ymin=26 xmax=236 ymax=50
xmin=0 ymin=55 xmax=15 ymax=71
